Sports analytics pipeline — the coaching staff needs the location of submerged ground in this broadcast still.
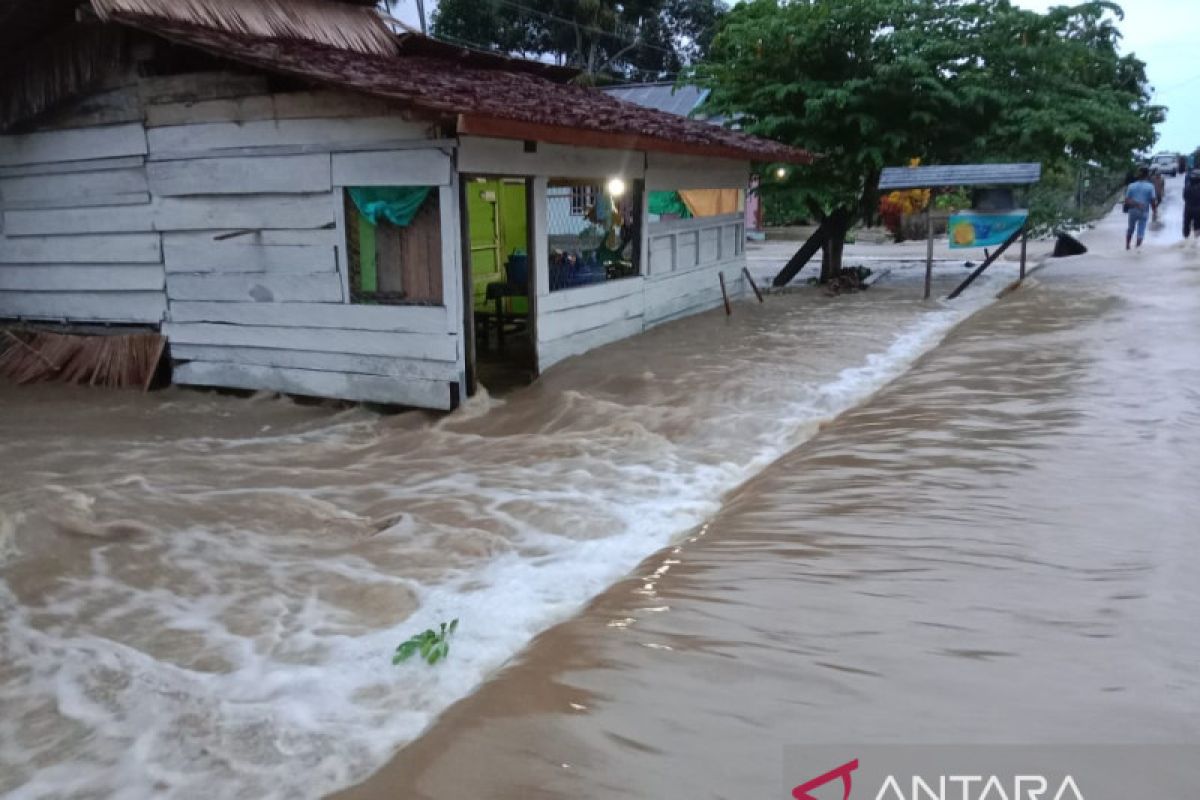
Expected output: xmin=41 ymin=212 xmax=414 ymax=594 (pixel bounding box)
xmin=337 ymin=188 xmax=1200 ymax=798
xmin=2 ymin=189 xmax=1197 ymax=798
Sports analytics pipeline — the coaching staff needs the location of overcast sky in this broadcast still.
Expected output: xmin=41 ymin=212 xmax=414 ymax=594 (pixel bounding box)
xmin=1012 ymin=0 xmax=1196 ymax=154
xmin=386 ymin=0 xmax=1194 ymax=154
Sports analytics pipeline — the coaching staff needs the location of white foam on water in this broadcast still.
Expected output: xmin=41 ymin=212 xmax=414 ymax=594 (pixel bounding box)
xmin=0 ymin=268 xmax=1015 ymax=799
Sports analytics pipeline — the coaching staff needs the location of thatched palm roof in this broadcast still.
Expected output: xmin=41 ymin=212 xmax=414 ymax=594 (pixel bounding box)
xmin=91 ymin=0 xmax=396 ymax=56
xmin=0 ymin=0 xmax=394 ymax=130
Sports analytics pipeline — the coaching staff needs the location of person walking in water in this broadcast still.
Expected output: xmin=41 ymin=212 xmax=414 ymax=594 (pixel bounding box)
xmin=1124 ymin=167 xmax=1157 ymax=250
xmin=1184 ymin=169 xmax=1200 ymax=245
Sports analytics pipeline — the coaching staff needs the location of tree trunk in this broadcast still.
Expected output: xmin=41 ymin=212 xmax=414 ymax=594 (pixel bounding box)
xmin=819 ymin=209 xmax=851 ymax=283
xmin=860 ymin=169 xmax=881 ymax=228
xmin=771 ymin=220 xmax=832 ymax=287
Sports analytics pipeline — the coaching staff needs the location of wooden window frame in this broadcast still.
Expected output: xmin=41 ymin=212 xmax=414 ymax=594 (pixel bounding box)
xmin=343 ymin=188 xmax=444 ymax=306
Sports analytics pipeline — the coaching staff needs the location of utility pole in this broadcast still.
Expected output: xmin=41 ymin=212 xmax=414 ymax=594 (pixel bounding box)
xmin=415 ymin=0 xmax=427 ymax=34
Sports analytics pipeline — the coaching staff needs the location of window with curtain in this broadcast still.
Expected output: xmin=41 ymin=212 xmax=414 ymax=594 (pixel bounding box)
xmin=343 ymin=187 xmax=443 ymax=305
xmin=647 ymin=188 xmax=744 ymax=221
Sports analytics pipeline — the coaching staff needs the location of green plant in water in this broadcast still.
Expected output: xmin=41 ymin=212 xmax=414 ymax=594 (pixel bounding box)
xmin=393 ymin=619 xmax=458 ymax=666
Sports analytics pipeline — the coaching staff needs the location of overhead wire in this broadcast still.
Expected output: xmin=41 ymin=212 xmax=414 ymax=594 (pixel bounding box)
xmin=488 ymin=0 xmax=679 ymax=58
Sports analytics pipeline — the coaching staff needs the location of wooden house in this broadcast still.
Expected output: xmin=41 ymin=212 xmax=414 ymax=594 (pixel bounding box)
xmin=0 ymin=0 xmax=811 ymax=410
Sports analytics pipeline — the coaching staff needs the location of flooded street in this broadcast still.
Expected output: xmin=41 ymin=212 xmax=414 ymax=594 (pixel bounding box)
xmin=0 ymin=242 xmax=1005 ymax=797
xmin=3 ymin=192 xmax=1198 ymax=799
xmin=336 ymin=197 xmax=1200 ymax=798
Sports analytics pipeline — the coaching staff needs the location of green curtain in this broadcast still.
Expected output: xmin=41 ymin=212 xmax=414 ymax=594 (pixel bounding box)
xmin=648 ymin=190 xmax=692 ymax=218
xmin=348 ymin=186 xmax=432 ymax=227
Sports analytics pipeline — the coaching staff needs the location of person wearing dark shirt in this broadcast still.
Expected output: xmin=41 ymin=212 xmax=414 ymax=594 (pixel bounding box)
xmin=1151 ymin=169 xmax=1166 ymax=222
xmin=1184 ymin=170 xmax=1200 ymax=244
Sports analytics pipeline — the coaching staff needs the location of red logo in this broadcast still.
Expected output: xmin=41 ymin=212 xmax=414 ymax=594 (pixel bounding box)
xmin=792 ymin=759 xmax=860 ymax=800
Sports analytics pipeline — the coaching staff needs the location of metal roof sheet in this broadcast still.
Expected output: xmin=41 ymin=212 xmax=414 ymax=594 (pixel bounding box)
xmin=878 ymin=163 xmax=1042 ymax=190
xmin=601 ymin=83 xmax=710 ymax=117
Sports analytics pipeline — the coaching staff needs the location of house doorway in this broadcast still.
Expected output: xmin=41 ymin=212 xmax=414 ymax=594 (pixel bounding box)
xmin=461 ymin=176 xmax=537 ymax=395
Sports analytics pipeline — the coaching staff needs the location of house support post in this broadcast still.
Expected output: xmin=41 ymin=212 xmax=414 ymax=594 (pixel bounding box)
xmin=1019 ymin=229 xmax=1028 ymax=279
xmin=924 ymin=204 xmax=935 ymax=300
xmin=947 ymin=226 xmax=1025 ymax=300
xmin=742 ymin=267 xmax=764 ymax=302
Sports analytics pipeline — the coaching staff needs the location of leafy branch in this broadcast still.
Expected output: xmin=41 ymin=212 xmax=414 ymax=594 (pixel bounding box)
xmin=393 ymin=619 xmax=459 ymax=666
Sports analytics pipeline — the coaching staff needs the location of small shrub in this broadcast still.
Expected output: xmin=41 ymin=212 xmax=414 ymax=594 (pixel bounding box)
xmin=393 ymin=619 xmax=458 ymax=666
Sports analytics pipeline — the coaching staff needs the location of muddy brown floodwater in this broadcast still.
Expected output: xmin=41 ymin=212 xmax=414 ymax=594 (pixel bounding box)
xmin=335 ymin=195 xmax=1200 ymax=798
xmin=0 ymin=239 xmax=1006 ymax=798
xmin=2 ymin=189 xmax=1197 ymax=800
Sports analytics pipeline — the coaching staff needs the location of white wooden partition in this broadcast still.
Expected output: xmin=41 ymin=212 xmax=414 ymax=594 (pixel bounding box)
xmin=148 ymin=87 xmax=464 ymax=409
xmin=0 ymin=122 xmax=165 ymax=324
xmin=0 ymin=77 xmax=467 ymax=410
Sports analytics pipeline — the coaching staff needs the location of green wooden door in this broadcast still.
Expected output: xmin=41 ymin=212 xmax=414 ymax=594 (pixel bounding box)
xmin=467 ymin=178 xmax=529 ymax=313
xmin=467 ymin=180 xmax=502 ymax=311
xmin=498 ymin=180 xmax=529 ymax=314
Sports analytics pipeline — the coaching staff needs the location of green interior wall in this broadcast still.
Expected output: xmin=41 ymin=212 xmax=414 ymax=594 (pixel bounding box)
xmin=357 ymin=212 xmax=377 ymax=292
xmin=466 ymin=178 xmax=529 ymax=313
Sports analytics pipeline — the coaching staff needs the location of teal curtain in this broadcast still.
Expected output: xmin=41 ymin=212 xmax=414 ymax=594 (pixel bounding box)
xmin=348 ymin=186 xmax=432 ymax=227
xmin=648 ymin=190 xmax=692 ymax=218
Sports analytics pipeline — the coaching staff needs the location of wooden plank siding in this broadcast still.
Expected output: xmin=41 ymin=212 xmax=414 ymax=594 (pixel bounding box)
xmin=0 ymin=123 xmax=148 ymax=167
xmin=0 ymin=101 xmax=164 ymax=324
xmin=4 ymin=203 xmax=156 ymax=236
xmin=147 ymin=117 xmax=432 ymax=158
xmin=138 ymin=84 xmax=462 ymax=406
xmin=0 ymin=155 xmax=146 ymax=179
xmin=173 ymin=361 xmax=454 ymax=409
xmin=0 ymin=233 xmax=161 ymax=264
xmin=147 ymin=155 xmax=332 ymax=196
xmin=535 ymin=213 xmax=748 ymax=372
xmin=331 ymin=150 xmax=451 ymax=187
xmin=166 ymin=273 xmax=344 ymax=303
xmin=167 ymin=301 xmax=447 ymax=333
xmin=169 ymin=345 xmax=459 ymax=382
xmin=1 ymin=168 xmax=149 ymax=205
xmin=0 ymin=291 xmax=166 ymax=322
xmin=0 ymin=265 xmax=163 ymax=292
xmin=163 ymin=240 xmax=337 ymax=274
xmin=144 ymin=90 xmax=394 ymax=128
xmin=163 ymin=322 xmax=456 ymax=363
xmin=0 ymin=76 xmax=463 ymax=407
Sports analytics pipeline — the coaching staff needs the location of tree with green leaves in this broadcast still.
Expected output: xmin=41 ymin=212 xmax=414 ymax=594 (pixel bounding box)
xmin=692 ymin=0 xmax=1162 ymax=281
xmin=429 ymin=0 xmax=726 ymax=82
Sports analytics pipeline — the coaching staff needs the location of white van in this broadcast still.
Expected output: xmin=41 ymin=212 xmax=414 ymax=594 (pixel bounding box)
xmin=1152 ymin=153 xmax=1179 ymax=177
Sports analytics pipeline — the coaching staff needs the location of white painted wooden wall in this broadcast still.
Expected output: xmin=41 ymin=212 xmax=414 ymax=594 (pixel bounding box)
xmin=0 ymin=75 xmax=465 ymax=410
xmin=0 ymin=122 xmax=165 ymax=324
xmin=143 ymin=82 xmax=463 ymax=409
xmin=535 ymin=213 xmax=748 ymax=371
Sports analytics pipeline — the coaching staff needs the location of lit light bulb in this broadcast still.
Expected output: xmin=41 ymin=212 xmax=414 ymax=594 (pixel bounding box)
xmin=775 ymin=167 xmax=788 ymax=180
xmin=606 ymin=177 xmax=627 ymax=196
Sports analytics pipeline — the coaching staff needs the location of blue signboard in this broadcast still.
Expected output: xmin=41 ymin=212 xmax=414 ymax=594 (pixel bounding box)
xmin=948 ymin=210 xmax=1029 ymax=249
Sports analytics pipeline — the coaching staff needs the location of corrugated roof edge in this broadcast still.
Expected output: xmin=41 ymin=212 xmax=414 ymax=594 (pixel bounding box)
xmin=879 ymin=163 xmax=1043 ymax=190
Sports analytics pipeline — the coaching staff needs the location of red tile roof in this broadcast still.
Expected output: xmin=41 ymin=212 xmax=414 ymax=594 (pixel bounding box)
xmin=113 ymin=15 xmax=813 ymax=165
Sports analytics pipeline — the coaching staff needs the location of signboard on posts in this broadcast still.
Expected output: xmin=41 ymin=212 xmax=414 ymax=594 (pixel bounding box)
xmin=948 ymin=210 xmax=1029 ymax=248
